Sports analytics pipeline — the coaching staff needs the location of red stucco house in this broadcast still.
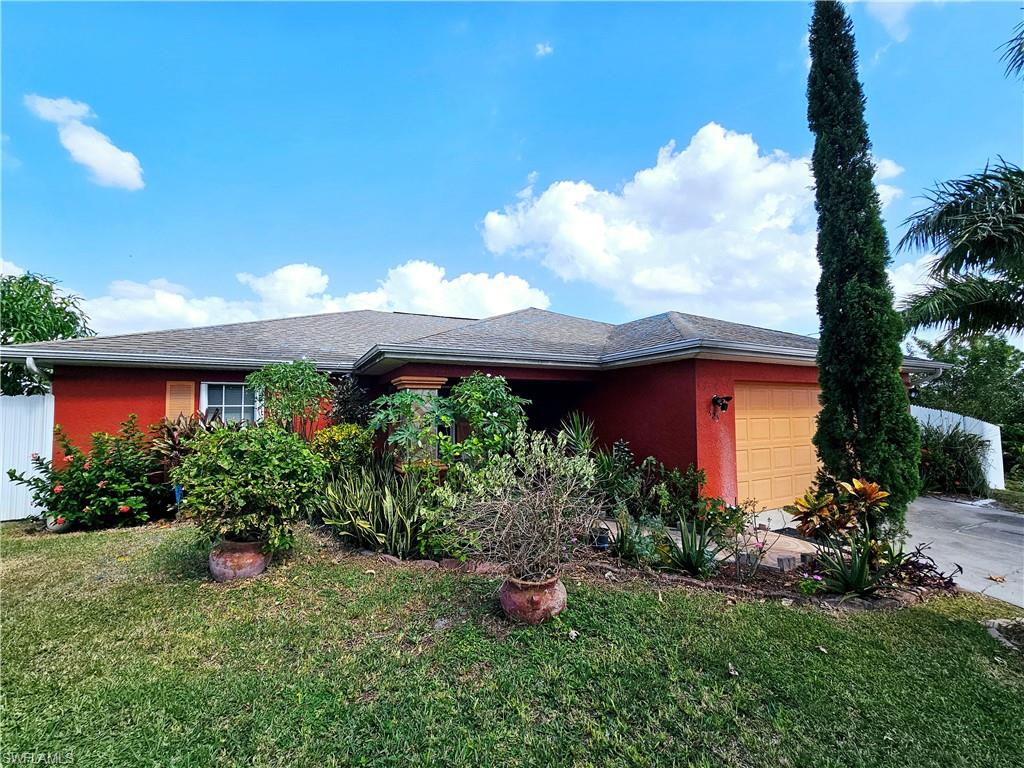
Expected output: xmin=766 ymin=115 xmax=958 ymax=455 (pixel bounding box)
xmin=2 ymin=308 xmax=942 ymax=509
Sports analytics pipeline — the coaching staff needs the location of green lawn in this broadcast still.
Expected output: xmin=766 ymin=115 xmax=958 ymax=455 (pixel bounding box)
xmin=2 ymin=523 xmax=1022 ymax=768
xmin=992 ymin=480 xmax=1024 ymax=513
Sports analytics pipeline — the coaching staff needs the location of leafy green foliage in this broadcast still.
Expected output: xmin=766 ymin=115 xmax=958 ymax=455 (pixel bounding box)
xmin=172 ymin=425 xmax=327 ymax=552
xmin=807 ymin=2 xmax=921 ymax=532
xmin=321 ymin=457 xmax=427 ymax=558
xmin=1 ymin=272 xmax=94 ymax=395
xmin=329 ymin=374 xmax=373 ymax=426
xmin=6 ymin=416 xmax=166 ymax=528
xmin=368 ymin=389 xmax=445 ymax=461
xmin=440 ymin=428 xmax=598 ymax=580
xmin=594 ymin=439 xmax=706 ymax=524
xmin=311 ymin=423 xmax=373 ymax=476
xmin=245 ymin=360 xmax=333 ymax=441
xmin=910 ymin=335 xmax=1024 ymax=425
xmin=439 ymin=372 xmax=529 ymax=467
xmin=919 ymin=423 xmax=989 ymax=498
xmin=149 ymin=411 xmax=244 ymax=478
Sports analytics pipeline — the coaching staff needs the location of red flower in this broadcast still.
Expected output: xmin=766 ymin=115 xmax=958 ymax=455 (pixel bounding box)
xmin=55 ymin=516 xmax=66 ymax=525
xmin=83 ymin=462 xmax=92 ymax=470
xmin=53 ymin=484 xmax=64 ymax=494
xmin=118 ymin=505 xmax=131 ymax=514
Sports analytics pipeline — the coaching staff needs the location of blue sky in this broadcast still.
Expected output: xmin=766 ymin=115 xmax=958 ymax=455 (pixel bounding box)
xmin=2 ymin=1 xmax=1021 ymax=336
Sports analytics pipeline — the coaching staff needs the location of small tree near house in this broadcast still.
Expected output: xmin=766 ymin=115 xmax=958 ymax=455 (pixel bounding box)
xmin=807 ymin=1 xmax=921 ymax=533
xmin=245 ymin=360 xmax=333 ymax=441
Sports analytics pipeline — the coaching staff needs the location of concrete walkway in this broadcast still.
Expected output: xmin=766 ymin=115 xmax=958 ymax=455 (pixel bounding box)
xmin=906 ymin=496 xmax=1024 ymax=607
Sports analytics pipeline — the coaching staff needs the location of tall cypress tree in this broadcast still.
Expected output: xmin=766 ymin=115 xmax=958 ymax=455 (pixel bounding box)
xmin=807 ymin=1 xmax=920 ymax=533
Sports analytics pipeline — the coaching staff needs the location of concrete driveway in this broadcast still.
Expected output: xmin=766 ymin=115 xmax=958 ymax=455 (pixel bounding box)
xmin=907 ymin=496 xmax=1024 ymax=607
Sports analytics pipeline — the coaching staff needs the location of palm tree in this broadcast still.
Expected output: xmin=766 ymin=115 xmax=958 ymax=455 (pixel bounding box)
xmin=898 ymin=161 xmax=1024 ymax=338
xmin=898 ymin=23 xmax=1024 ymax=339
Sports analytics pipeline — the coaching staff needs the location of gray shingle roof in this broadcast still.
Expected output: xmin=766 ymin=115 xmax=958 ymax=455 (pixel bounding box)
xmin=5 ymin=310 xmax=473 ymax=369
xmin=5 ymin=305 xmax=940 ymax=372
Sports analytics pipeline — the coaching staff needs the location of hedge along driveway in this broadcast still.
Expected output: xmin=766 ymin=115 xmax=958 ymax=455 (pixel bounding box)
xmin=1 ymin=523 xmax=1023 ymax=768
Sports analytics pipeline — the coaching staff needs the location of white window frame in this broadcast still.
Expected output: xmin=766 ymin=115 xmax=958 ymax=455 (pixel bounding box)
xmin=199 ymin=382 xmax=263 ymax=424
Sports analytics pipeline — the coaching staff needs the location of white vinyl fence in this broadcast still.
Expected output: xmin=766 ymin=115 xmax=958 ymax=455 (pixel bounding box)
xmin=1 ymin=394 xmax=55 ymax=521
xmin=911 ymin=405 xmax=1005 ymax=491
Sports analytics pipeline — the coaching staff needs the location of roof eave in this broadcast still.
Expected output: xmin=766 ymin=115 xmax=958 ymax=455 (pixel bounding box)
xmin=0 ymin=347 xmax=355 ymax=373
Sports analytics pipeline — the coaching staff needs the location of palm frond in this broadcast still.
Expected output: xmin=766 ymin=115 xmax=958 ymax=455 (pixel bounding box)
xmin=901 ymin=274 xmax=1024 ymax=338
xmin=1001 ymin=20 xmax=1024 ymax=80
xmin=896 ymin=161 xmax=1024 ymax=278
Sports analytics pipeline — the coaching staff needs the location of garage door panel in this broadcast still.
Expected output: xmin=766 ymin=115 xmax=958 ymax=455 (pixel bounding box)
xmin=735 ymin=383 xmax=821 ymax=510
xmin=772 ymin=446 xmax=792 ymax=469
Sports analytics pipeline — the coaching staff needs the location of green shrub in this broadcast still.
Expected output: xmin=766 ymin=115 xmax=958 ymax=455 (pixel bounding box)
xmin=172 ymin=425 xmax=327 ymax=552
xmin=594 ymin=439 xmax=706 ymax=524
xmin=919 ymin=423 xmax=989 ymax=498
xmin=7 ymin=416 xmax=167 ymax=529
xmin=321 ymin=457 xmax=428 ymax=558
xmin=150 ymin=411 xmax=244 ymax=478
xmin=440 ymin=372 xmax=529 ymax=466
xmin=817 ymin=531 xmax=907 ymax=597
xmin=311 ymin=423 xmax=373 ymax=475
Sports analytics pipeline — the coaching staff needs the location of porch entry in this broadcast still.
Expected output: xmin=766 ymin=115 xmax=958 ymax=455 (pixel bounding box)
xmin=734 ymin=383 xmax=821 ymax=510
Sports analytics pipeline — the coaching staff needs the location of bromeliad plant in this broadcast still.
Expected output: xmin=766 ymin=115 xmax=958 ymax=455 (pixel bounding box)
xmin=7 ymin=416 xmax=167 ymax=529
xmin=172 ymin=424 xmax=327 ymax=552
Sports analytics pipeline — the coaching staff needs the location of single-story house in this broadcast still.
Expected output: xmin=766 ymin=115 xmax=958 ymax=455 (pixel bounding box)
xmin=1 ymin=307 xmax=943 ymax=509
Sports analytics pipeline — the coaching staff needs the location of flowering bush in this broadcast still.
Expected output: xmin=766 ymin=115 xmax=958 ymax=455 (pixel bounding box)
xmin=6 ymin=416 xmax=167 ymax=529
xmin=311 ymin=423 xmax=373 ymax=475
xmin=172 ymin=424 xmax=327 ymax=552
xmin=439 ymin=372 xmax=529 ymax=467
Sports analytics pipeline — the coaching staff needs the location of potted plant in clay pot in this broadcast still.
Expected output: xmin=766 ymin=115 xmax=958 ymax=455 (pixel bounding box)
xmin=172 ymin=424 xmax=327 ymax=582
xmin=448 ymin=427 xmax=598 ymax=624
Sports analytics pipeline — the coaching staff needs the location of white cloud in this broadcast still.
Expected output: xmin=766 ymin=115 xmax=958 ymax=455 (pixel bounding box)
xmin=483 ymin=123 xmax=907 ymax=333
xmin=1 ymin=259 xmax=26 ymax=276
xmin=535 ymin=42 xmax=554 ymax=58
xmin=83 ymin=261 xmax=549 ymax=335
xmin=865 ymin=1 xmax=915 ymax=43
xmin=874 ymin=156 xmax=905 ymax=208
xmin=24 ymin=94 xmax=144 ymax=190
xmin=887 ymin=253 xmax=934 ymax=304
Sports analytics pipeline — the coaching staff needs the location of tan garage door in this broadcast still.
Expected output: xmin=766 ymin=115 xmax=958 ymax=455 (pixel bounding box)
xmin=734 ymin=383 xmax=821 ymax=510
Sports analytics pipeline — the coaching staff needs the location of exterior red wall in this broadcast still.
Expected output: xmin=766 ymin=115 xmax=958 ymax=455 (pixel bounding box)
xmin=51 ymin=366 xmax=246 ymax=461
xmin=693 ymin=359 xmax=820 ymax=501
xmin=578 ymin=360 xmax=699 ymax=472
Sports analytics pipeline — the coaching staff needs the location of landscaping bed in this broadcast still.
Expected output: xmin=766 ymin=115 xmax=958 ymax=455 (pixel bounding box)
xmin=2 ymin=522 xmax=1023 ymax=768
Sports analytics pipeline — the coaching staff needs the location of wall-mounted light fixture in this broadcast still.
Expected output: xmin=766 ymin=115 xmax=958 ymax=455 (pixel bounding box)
xmin=710 ymin=394 xmax=733 ymax=421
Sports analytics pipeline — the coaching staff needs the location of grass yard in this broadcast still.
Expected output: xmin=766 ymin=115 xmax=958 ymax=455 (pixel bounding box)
xmin=2 ymin=523 xmax=1023 ymax=768
xmin=992 ymin=480 xmax=1024 ymax=514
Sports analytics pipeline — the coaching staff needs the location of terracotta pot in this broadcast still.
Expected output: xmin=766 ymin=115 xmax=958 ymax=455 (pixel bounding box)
xmin=498 ymin=575 xmax=567 ymax=624
xmin=45 ymin=515 xmax=72 ymax=533
xmin=209 ymin=539 xmax=271 ymax=582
